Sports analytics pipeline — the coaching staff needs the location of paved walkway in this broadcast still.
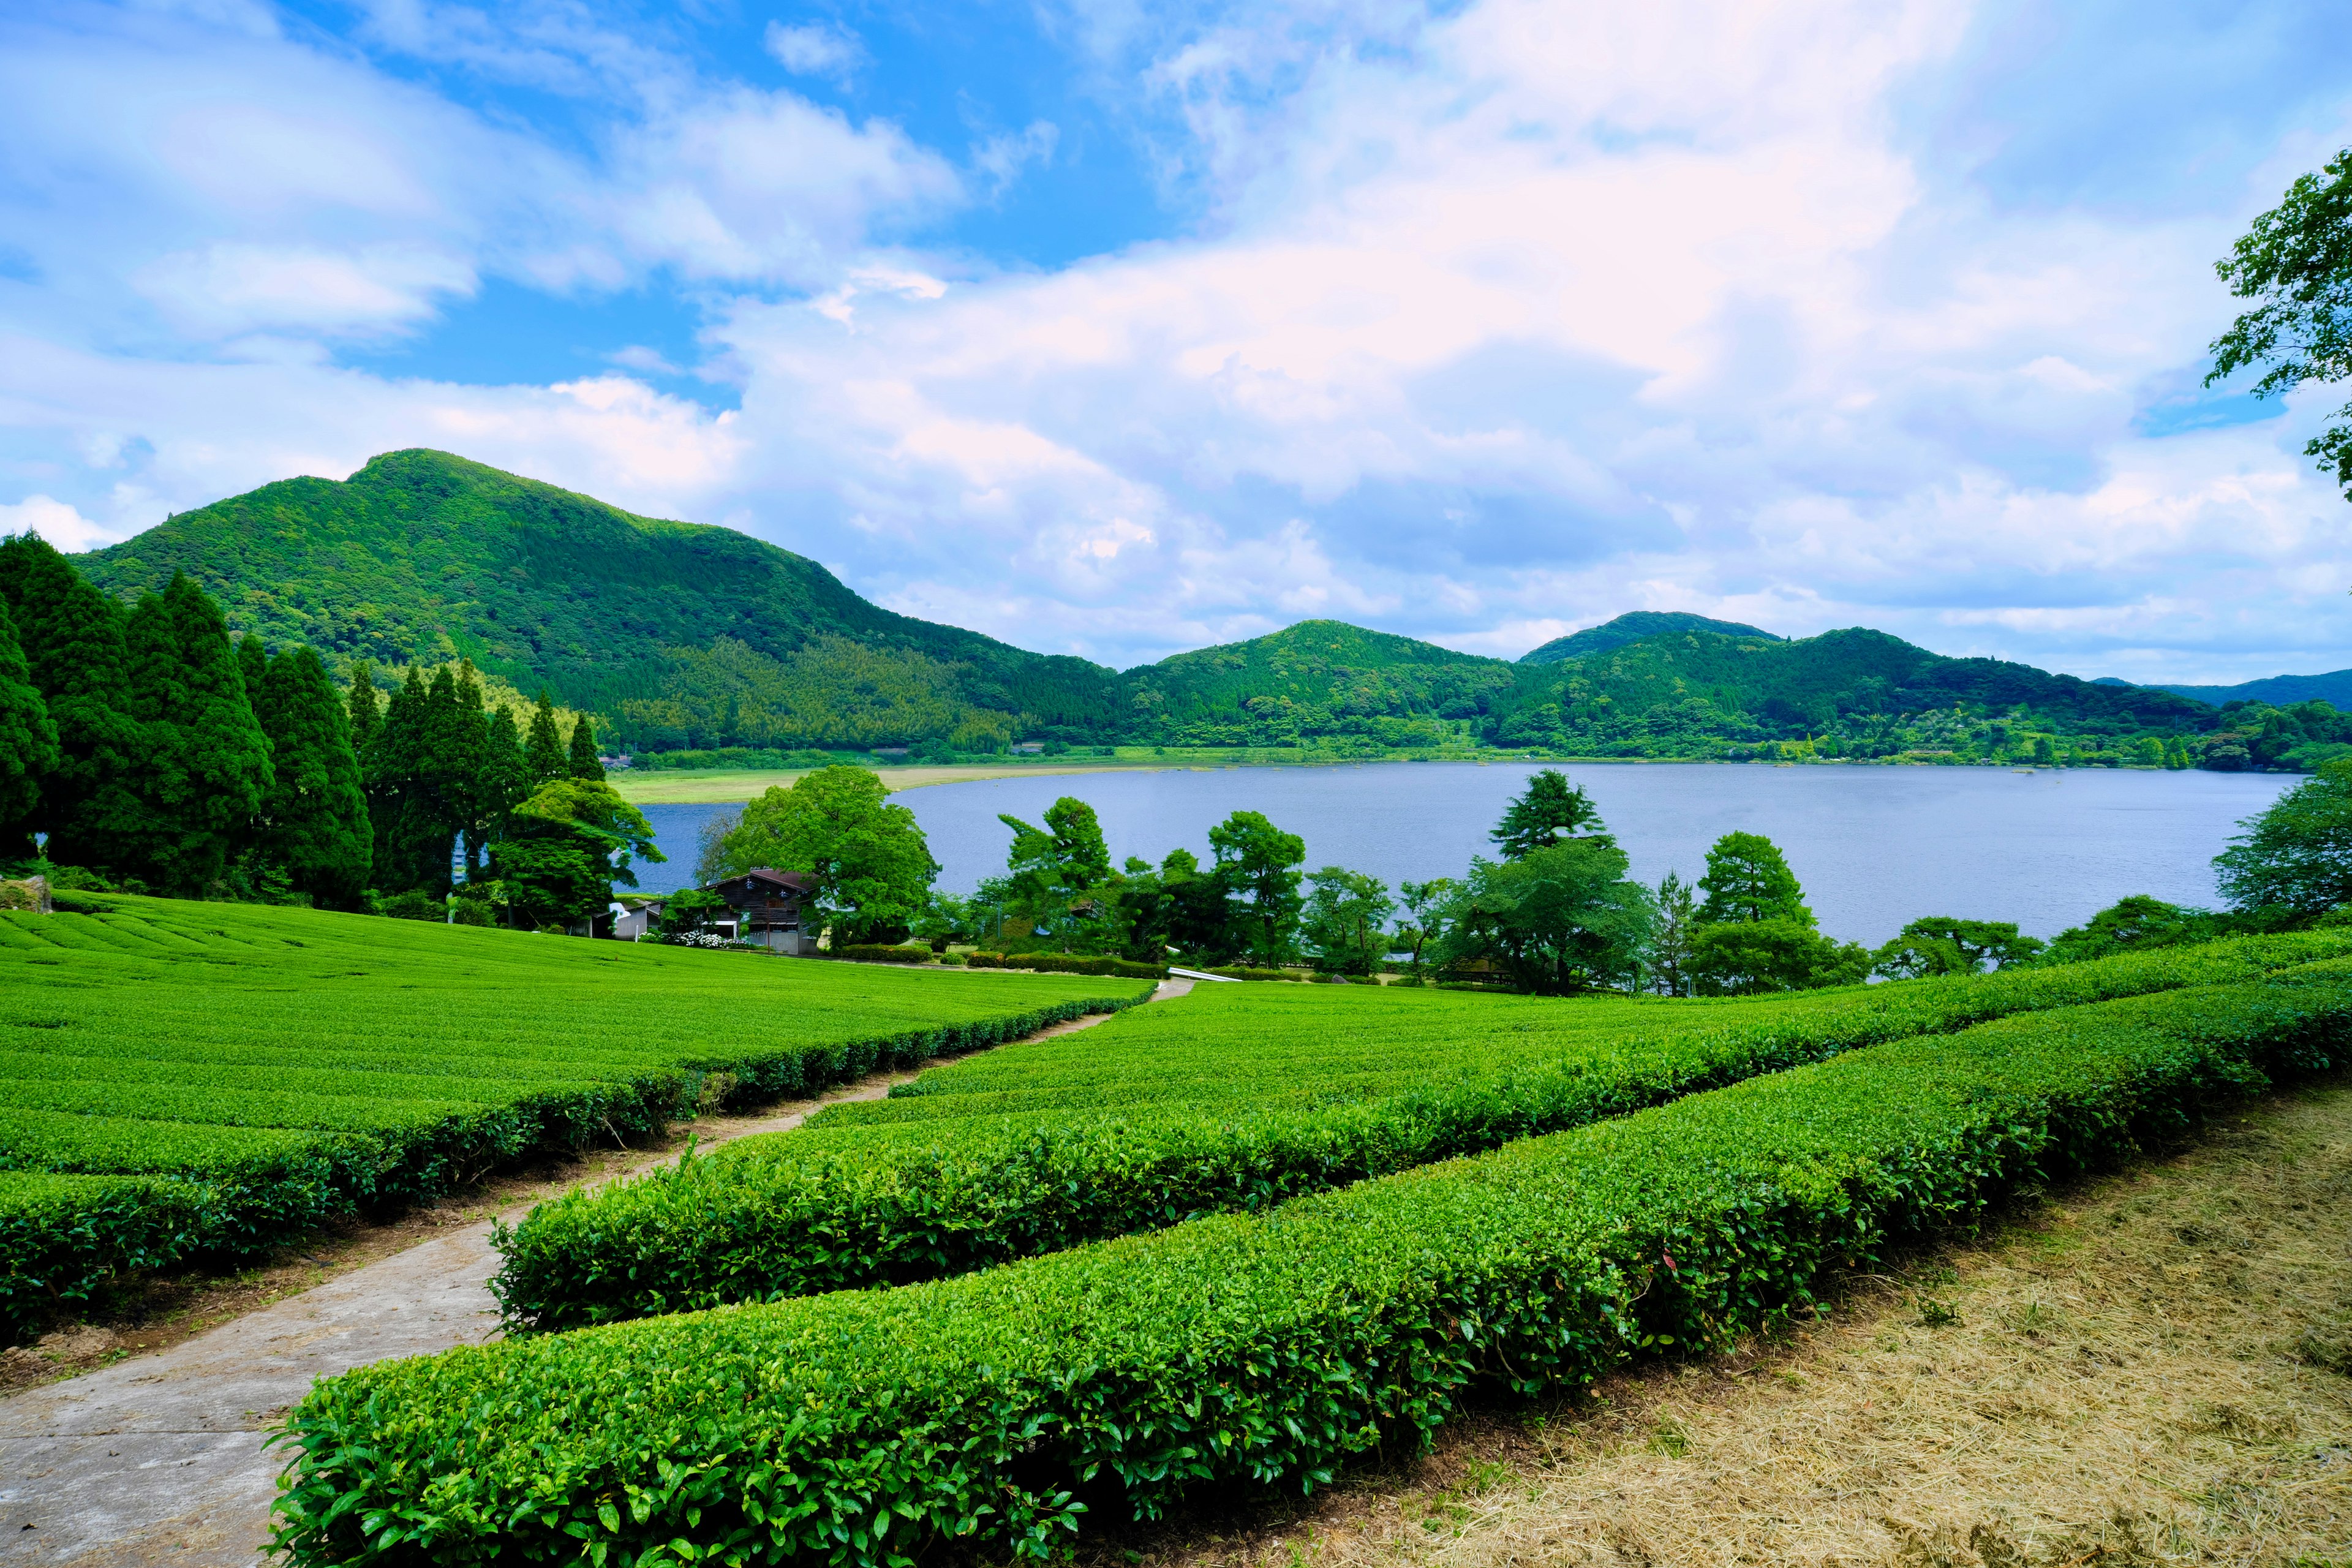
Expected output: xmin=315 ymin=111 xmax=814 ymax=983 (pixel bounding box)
xmin=0 ymin=982 xmax=1186 ymax=1567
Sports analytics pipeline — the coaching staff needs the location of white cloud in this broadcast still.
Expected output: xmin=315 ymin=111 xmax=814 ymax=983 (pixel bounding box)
xmin=132 ymin=243 xmax=476 ymax=338
xmin=764 ymin=20 xmax=864 ymax=80
xmin=0 ymin=495 xmax=124 ymax=554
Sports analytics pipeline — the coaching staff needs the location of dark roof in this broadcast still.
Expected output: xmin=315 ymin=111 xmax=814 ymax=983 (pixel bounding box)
xmin=703 ymin=867 xmax=815 ymax=895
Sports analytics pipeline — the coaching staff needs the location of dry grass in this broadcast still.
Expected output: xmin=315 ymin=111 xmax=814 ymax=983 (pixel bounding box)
xmin=1084 ymin=1080 xmax=2352 ymax=1568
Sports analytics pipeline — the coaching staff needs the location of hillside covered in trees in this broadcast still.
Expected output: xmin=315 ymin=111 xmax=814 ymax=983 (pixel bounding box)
xmin=56 ymin=448 xmax=2342 ymax=769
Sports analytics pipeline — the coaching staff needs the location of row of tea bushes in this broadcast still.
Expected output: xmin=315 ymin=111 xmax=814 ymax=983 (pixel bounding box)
xmin=272 ymin=968 xmax=2352 ymax=1568
xmin=0 ymin=897 xmax=1150 ymax=1343
xmin=486 ymin=932 xmax=2351 ymax=1330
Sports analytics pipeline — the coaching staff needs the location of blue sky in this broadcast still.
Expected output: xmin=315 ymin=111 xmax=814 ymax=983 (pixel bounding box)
xmin=2 ymin=0 xmax=2350 ymax=682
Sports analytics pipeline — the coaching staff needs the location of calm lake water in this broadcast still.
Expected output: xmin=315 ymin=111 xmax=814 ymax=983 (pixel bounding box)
xmin=636 ymin=762 xmax=2294 ymax=944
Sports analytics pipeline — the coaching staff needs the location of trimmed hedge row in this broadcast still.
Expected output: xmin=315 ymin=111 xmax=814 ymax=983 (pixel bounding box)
xmin=487 ymin=933 xmax=2348 ymax=1332
xmin=273 ymin=967 xmax=2352 ymax=1568
xmin=966 ymin=951 xmax=1170 ymax=979
xmin=0 ymin=1173 xmax=222 ymax=1336
xmin=831 ymin=944 xmax=936 ymax=964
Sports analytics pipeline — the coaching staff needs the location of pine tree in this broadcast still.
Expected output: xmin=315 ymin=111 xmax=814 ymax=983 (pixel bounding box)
xmin=0 ymin=595 xmax=58 ymax=860
xmin=0 ymin=533 xmax=141 ymax=870
xmin=347 ymin=662 xmax=381 ymax=754
xmin=1694 ymin=831 xmax=1814 ymax=927
xmin=255 ymin=645 xmax=372 ymax=908
xmin=1490 ymin=769 xmax=1612 ymax=858
xmin=525 ymin=691 xmax=565 ymax=784
xmin=110 ymin=574 xmax=273 ymax=894
xmin=567 ymin=713 xmax=605 ymax=782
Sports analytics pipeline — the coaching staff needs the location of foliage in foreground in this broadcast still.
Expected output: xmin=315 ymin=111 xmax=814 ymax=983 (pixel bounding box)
xmin=273 ymin=962 xmax=2351 ymax=1567
xmin=486 ymin=930 xmax=2350 ymax=1331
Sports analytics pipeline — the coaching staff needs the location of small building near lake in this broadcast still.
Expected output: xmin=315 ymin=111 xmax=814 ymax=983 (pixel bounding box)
xmin=612 ymin=867 xmax=817 ymax=954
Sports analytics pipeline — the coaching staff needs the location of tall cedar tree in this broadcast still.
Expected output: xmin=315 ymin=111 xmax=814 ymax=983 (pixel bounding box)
xmin=1694 ymin=831 xmax=1815 ymax=926
xmin=255 ymin=645 xmax=372 ymax=907
xmin=1490 ymin=769 xmax=1611 ymax=858
xmin=525 ymin=692 xmax=565 ymax=783
xmin=434 ymin=664 xmax=489 ymax=879
xmin=233 ymin=635 xmax=273 ymax=870
xmin=0 ymin=594 xmax=58 ymax=858
xmin=477 ymin=704 xmax=529 ymax=868
xmin=567 ymin=712 xmax=605 ymax=781
xmin=113 ymin=574 xmax=273 ymax=894
xmin=0 ymin=533 xmax=142 ymax=868
xmin=368 ymin=667 xmax=447 ymax=894
xmin=347 ymin=663 xmax=381 ymax=753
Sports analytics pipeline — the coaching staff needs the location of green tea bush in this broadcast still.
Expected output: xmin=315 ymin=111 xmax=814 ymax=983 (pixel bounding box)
xmin=965 ymin=951 xmax=1169 ymax=979
xmin=490 ymin=932 xmax=2350 ymax=1330
xmin=0 ymin=897 xmax=1149 ymax=1342
xmin=832 ymin=944 xmax=935 ymax=964
xmin=0 ymin=1173 xmax=221 ymax=1340
xmin=272 ymin=968 xmax=2352 ymax=1568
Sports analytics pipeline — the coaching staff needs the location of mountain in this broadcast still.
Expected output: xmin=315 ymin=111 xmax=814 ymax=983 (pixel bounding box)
xmin=1112 ymin=620 xmax=1514 ymax=748
xmin=1519 ymin=611 xmax=1780 ymax=665
xmin=69 ymin=450 xmax=2227 ymax=763
xmin=76 ymin=450 xmax=1117 ymax=752
xmin=2152 ymin=671 xmax=2352 ymax=708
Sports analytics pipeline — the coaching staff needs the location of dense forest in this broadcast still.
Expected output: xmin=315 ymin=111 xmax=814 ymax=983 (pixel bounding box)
xmin=56 ymin=448 xmax=2351 ymax=772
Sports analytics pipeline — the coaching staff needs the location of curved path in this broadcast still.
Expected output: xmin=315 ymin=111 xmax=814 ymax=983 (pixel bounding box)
xmin=0 ymin=979 xmax=1189 ymax=1567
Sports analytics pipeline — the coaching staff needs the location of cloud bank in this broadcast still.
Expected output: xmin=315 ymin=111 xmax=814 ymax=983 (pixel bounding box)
xmin=1 ymin=0 xmax=2348 ymax=682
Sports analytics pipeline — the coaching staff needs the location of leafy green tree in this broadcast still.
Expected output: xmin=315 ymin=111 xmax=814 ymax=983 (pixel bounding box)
xmin=1157 ymin=847 xmax=1232 ymax=960
xmin=1394 ymin=876 xmax=1457 ymax=980
xmin=1646 ymin=870 xmax=1697 ymax=995
xmin=1870 ymin=916 xmax=2045 ymax=979
xmin=1490 ymin=769 xmax=1610 ymax=859
xmin=568 ymin=713 xmax=605 ymax=782
xmin=490 ymin=778 xmax=663 ymax=930
xmin=2206 ymin=148 xmax=2352 ymax=500
xmin=0 ymin=532 xmax=141 ymax=872
xmin=2214 ymin=760 xmax=2352 ymax=916
xmin=651 ymin=887 xmax=731 ymax=942
xmin=717 ymin=766 xmax=938 ymax=944
xmin=252 ymin=645 xmax=372 ymax=908
xmin=1689 ymin=919 xmax=1869 ymax=995
xmin=2037 ymin=895 xmax=2214 ymax=965
xmin=346 ymin=662 xmax=381 ymax=754
xmin=1695 ymin=831 xmax=1815 ymax=926
xmin=998 ymin=796 xmax=1114 ymax=948
xmin=108 ymin=574 xmax=274 ymax=895
xmin=1208 ymin=809 xmax=1306 ymax=966
xmin=1300 ymin=866 xmax=1395 ymax=975
xmin=911 ymin=891 xmax=981 ymax=953
xmin=1432 ymin=841 xmax=1654 ymax=995
xmin=692 ymin=807 xmax=742 ymax=886
xmin=2033 ymin=736 xmax=2055 ymax=764
xmin=525 ymin=691 xmax=566 ymax=784
xmin=0 ymin=595 xmax=57 ymax=860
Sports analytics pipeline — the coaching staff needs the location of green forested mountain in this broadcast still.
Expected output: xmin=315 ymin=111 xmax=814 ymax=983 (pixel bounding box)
xmin=1519 ymin=611 xmax=1778 ymax=665
xmin=59 ymin=449 xmax=2253 ymax=766
xmin=2155 ymin=669 xmax=2352 ymax=708
xmin=75 ymin=450 xmax=1117 ymax=752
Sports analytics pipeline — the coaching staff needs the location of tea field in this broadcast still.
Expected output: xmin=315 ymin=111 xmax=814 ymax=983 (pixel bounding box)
xmin=276 ymin=954 xmax=2352 ymax=1567
xmin=493 ymin=929 xmax=2352 ymax=1328
xmin=0 ymin=895 xmax=1148 ymax=1340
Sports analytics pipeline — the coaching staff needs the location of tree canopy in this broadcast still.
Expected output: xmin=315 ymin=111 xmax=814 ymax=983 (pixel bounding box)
xmin=1433 ymin=840 xmax=1653 ymax=995
xmin=2213 ymin=760 xmax=2352 ymax=915
xmin=1695 ymin=831 xmax=1815 ymax=926
xmin=718 ymin=766 xmax=938 ymax=944
xmin=1208 ymin=809 xmax=1306 ymax=966
xmin=1490 ymin=769 xmax=1610 ymax=859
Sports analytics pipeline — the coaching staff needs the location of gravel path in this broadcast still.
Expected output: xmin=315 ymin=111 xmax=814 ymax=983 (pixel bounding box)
xmin=0 ymin=981 xmax=1186 ymax=1567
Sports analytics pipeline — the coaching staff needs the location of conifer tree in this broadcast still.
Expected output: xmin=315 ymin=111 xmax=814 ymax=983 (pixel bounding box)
xmin=110 ymin=574 xmax=273 ymax=894
xmin=368 ymin=666 xmax=444 ymax=894
xmin=525 ymin=691 xmax=565 ymax=783
xmin=0 ymin=595 xmax=58 ymax=860
xmin=477 ymin=704 xmax=529 ymax=861
xmin=347 ymin=662 xmax=381 ymax=754
xmin=0 ymin=533 xmax=141 ymax=869
xmin=236 ymin=631 xmax=268 ymax=700
xmin=567 ymin=712 xmax=605 ymax=781
xmin=448 ymin=663 xmax=494 ymax=878
xmin=1694 ymin=831 xmax=1814 ymax=926
xmin=254 ymin=645 xmax=371 ymax=907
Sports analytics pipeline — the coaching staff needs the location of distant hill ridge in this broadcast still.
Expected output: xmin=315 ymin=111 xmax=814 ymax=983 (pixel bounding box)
xmin=68 ymin=450 xmax=2239 ymax=760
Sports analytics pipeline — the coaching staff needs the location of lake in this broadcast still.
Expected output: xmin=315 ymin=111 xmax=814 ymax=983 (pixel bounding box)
xmin=633 ymin=762 xmax=2294 ymax=944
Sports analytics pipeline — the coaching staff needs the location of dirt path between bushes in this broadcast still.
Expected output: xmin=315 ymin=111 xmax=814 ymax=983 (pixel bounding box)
xmin=0 ymin=981 xmax=1189 ymax=1568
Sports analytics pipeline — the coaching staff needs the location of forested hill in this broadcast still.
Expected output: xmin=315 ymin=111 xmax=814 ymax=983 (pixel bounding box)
xmin=1519 ymin=610 xmax=1778 ymax=664
xmin=67 ymin=451 xmax=2239 ymax=763
xmin=75 ymin=450 xmax=1118 ymax=752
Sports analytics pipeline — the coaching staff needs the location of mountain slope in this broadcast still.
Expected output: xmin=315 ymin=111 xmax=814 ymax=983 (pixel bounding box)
xmin=77 ymin=450 xmax=1118 ymax=750
xmin=2155 ymin=671 xmax=2352 ymax=708
xmin=1520 ymin=611 xmax=1779 ymax=665
xmin=1113 ymin=620 xmax=1513 ymax=747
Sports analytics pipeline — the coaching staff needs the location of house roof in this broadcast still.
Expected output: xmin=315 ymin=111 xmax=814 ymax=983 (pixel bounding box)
xmin=705 ymin=867 xmax=815 ymax=895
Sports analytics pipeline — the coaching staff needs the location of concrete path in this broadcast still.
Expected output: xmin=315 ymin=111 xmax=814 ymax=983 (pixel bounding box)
xmin=0 ymin=982 xmax=1186 ymax=1567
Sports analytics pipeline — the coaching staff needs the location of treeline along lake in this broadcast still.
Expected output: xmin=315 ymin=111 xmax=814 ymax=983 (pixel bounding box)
xmin=637 ymin=761 xmax=2291 ymax=944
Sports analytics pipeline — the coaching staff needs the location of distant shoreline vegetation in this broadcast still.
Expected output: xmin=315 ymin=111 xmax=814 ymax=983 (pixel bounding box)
xmin=59 ymin=448 xmax=2348 ymax=779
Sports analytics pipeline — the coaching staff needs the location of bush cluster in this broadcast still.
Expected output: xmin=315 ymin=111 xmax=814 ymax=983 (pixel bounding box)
xmin=486 ymin=932 xmax=2348 ymax=1331
xmin=963 ymin=951 xmax=1170 ymax=979
xmin=831 ymin=943 xmax=935 ymax=964
xmin=276 ymin=963 xmax=2351 ymax=1568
